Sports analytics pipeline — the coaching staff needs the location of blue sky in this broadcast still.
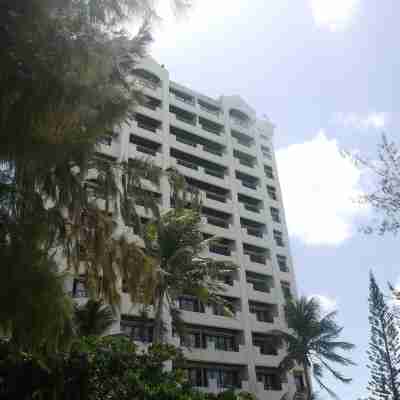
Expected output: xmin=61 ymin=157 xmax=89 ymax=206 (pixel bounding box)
xmin=148 ymin=1 xmax=400 ymax=398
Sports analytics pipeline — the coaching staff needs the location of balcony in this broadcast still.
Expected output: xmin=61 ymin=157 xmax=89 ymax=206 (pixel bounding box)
xmin=177 ymin=158 xmax=199 ymax=170
xmin=169 ymin=134 xmax=226 ymax=165
xmin=209 ymin=243 xmax=232 ymax=256
xmin=98 ymin=137 xmax=121 ymax=159
xmin=170 ymin=105 xmax=197 ymax=127
xmin=170 ymin=158 xmax=229 ymax=188
xmin=198 ymin=99 xmax=221 ymax=120
xmin=236 ymin=180 xmax=263 ymax=199
xmin=204 ymin=215 xmax=230 ymax=229
xmin=183 ymin=344 xmax=247 ymax=365
xmin=185 ymin=363 xmax=249 ymax=394
xmin=244 ymin=251 xmax=267 ymax=265
xmin=170 ymin=87 xmax=195 ymax=107
xmin=199 ymin=116 xmax=224 ymax=137
xmin=133 ymin=69 xmax=162 ymax=98
xmin=249 ymin=301 xmax=278 ymax=330
xmin=129 ymin=144 xmax=162 ymax=166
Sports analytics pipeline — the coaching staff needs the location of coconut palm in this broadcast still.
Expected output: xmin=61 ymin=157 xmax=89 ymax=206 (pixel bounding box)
xmin=74 ymin=299 xmax=115 ymax=337
xmin=272 ymin=297 xmax=355 ymax=400
xmin=142 ymin=204 xmax=237 ymax=343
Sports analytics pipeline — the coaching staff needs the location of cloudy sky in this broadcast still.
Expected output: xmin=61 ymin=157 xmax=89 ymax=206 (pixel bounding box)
xmin=148 ymin=1 xmax=400 ymax=397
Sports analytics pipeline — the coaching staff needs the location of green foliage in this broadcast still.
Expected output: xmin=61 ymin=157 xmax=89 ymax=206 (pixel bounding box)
xmin=0 ymin=0 xmax=166 ymax=352
xmin=273 ymin=296 xmax=355 ymax=399
xmin=367 ymin=272 xmax=400 ymax=400
xmin=141 ymin=202 xmax=238 ymax=343
xmin=347 ymin=134 xmax=400 ymax=235
xmin=0 ymin=245 xmax=74 ymax=355
xmin=74 ymin=299 xmax=115 ymax=336
xmin=0 ymin=336 xmax=251 ymax=400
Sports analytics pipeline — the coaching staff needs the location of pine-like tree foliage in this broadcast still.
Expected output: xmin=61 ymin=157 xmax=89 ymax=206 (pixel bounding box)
xmin=367 ymin=272 xmax=400 ymax=400
xmin=0 ymin=0 xmax=189 ymax=352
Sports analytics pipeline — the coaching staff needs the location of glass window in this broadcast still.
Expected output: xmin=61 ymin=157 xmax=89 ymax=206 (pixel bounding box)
xmin=277 ymin=255 xmax=289 ymax=272
xmin=264 ymin=165 xmax=274 ymax=179
xmin=267 ymin=185 xmax=277 ymax=200
xmin=273 ymin=230 xmax=284 ymax=247
xmin=270 ymin=207 xmax=281 ymax=223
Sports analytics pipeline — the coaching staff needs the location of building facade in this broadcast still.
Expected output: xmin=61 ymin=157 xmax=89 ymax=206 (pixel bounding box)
xmin=70 ymin=58 xmax=305 ymax=399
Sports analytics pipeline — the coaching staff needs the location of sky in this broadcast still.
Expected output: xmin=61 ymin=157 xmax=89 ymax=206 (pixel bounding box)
xmin=146 ymin=1 xmax=400 ymax=398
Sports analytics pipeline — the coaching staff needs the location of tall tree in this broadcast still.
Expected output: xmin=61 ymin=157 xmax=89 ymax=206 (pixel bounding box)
xmin=272 ymin=296 xmax=354 ymax=400
xmin=367 ymin=272 xmax=400 ymax=400
xmin=0 ymin=0 xmax=189 ymax=351
xmin=347 ymin=134 xmax=400 ymax=235
xmin=140 ymin=188 xmax=237 ymax=343
xmin=74 ymin=299 xmax=115 ymax=337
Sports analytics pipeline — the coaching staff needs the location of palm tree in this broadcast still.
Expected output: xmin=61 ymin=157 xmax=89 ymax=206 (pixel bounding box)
xmin=74 ymin=299 xmax=115 ymax=337
xmin=272 ymin=297 xmax=355 ymax=400
xmin=141 ymin=205 xmax=237 ymax=343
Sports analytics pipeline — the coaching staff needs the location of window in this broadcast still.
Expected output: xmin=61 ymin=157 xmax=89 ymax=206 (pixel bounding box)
xmin=261 ymin=145 xmax=272 ymax=159
xmin=294 ymin=373 xmax=306 ymax=392
xmin=264 ymin=165 xmax=274 ymax=179
xmin=281 ymin=281 xmax=292 ymax=300
xmin=182 ymin=332 xmax=201 ymax=348
xmin=273 ymin=230 xmax=284 ymax=247
xmin=249 ymin=301 xmax=275 ymax=323
xmin=256 ymin=370 xmax=282 ymax=391
xmin=252 ymin=334 xmax=278 ymax=355
xmin=179 ymin=296 xmax=205 ymax=313
xmin=266 ymin=185 xmax=277 ymax=200
xmin=270 ymin=207 xmax=280 ymax=223
xmin=205 ymin=334 xmax=236 ymax=352
xmin=120 ymin=317 xmax=154 ymax=343
xmin=206 ymin=368 xmax=240 ymax=389
xmin=72 ymin=276 xmax=87 ymax=298
xmin=188 ymin=368 xmax=203 ymax=387
xmin=212 ymin=299 xmax=236 ymax=317
xmin=246 ymin=271 xmax=272 ymax=293
xmin=277 ymin=255 xmax=289 ymax=272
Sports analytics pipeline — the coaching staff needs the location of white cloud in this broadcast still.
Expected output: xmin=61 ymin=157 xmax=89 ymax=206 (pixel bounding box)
xmin=309 ymin=0 xmax=360 ymax=31
xmin=334 ymin=112 xmax=388 ymax=130
xmin=276 ymin=131 xmax=368 ymax=246
xmin=310 ymin=294 xmax=338 ymax=314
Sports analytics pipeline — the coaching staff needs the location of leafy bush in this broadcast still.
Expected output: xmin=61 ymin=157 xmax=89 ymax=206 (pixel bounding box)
xmin=0 ymin=337 xmax=256 ymax=400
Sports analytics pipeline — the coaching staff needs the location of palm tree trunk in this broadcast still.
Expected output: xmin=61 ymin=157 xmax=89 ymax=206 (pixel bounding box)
xmin=153 ymin=289 xmax=165 ymax=344
xmin=303 ymin=366 xmax=312 ymax=400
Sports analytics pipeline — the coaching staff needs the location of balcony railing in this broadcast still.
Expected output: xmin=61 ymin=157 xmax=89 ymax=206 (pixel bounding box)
xmin=237 ymin=158 xmax=254 ymax=168
xmin=170 ymin=93 xmax=195 ymax=105
xmin=205 ymin=215 xmax=229 ymax=229
xmin=137 ymin=122 xmax=158 ymax=133
xmin=176 ymin=135 xmax=197 ymax=147
xmin=235 ymin=137 xmax=252 ymax=147
xmin=205 ymin=191 xmax=227 ymax=203
xmin=249 ymin=281 xmax=270 ymax=293
xmin=245 ymin=252 xmax=266 ymax=265
xmin=231 ymin=117 xmax=249 ymax=128
xmin=203 ymin=145 xmax=223 ymax=156
xmin=136 ymin=78 xmax=159 ymax=90
xmin=205 ymin=168 xmax=225 ymax=179
xmin=199 ymin=103 xmax=220 ymax=116
xmin=136 ymin=145 xmax=157 ymax=156
xmin=242 ymin=203 xmax=259 ymax=213
xmin=245 ymin=227 xmax=264 ymax=238
xmin=201 ymin=124 xmax=222 ymax=135
xmin=209 ymin=244 xmax=231 ymax=256
xmin=177 ymin=159 xmax=198 ymax=170
xmin=175 ymin=113 xmax=196 ymax=126
xmin=241 ymin=180 xmax=257 ymax=190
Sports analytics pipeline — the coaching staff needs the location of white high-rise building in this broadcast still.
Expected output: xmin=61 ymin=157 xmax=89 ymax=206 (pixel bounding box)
xmin=70 ymin=58 xmax=305 ymax=399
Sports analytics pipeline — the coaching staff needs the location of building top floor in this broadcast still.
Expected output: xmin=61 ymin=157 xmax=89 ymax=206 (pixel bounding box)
xmin=132 ymin=57 xmax=275 ymax=142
